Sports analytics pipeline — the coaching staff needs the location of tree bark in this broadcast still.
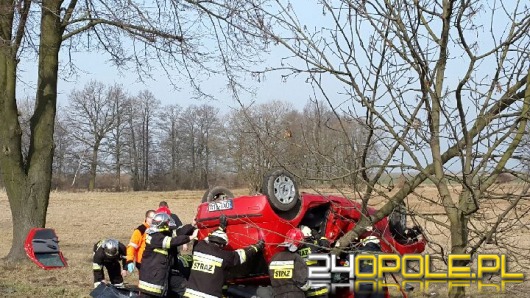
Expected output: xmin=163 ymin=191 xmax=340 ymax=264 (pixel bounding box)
xmin=0 ymin=0 xmax=63 ymax=261
xmin=448 ymin=209 xmax=468 ymax=298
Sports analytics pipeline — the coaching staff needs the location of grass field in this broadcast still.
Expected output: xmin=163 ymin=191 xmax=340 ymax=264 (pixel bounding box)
xmin=0 ymin=187 xmax=528 ymax=297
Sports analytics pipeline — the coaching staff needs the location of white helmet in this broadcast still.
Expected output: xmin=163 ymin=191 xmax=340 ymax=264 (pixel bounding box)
xmin=208 ymin=230 xmax=229 ymax=246
xmin=361 ymin=235 xmax=380 ymax=246
xmin=300 ymin=225 xmax=312 ymax=238
xmin=102 ymin=239 xmax=119 ymax=257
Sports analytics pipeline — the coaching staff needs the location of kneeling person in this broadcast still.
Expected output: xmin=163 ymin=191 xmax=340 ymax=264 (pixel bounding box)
xmin=93 ymin=238 xmax=128 ymax=288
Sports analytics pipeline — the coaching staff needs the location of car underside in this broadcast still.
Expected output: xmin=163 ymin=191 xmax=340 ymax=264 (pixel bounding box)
xmin=195 ymin=169 xmax=427 ymax=297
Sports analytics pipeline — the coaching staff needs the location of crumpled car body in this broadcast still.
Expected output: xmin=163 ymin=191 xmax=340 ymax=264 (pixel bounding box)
xmin=195 ymin=191 xmax=426 ymax=285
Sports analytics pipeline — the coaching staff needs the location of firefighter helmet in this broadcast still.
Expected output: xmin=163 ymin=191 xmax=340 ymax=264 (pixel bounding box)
xmin=361 ymin=235 xmax=380 ymax=246
xmin=279 ymin=228 xmax=304 ymax=251
xmin=102 ymin=239 xmax=119 ymax=257
xmin=151 ymin=212 xmax=173 ymax=229
xmin=209 ymin=230 xmax=229 ymax=246
xmin=300 ymin=225 xmax=312 ymax=238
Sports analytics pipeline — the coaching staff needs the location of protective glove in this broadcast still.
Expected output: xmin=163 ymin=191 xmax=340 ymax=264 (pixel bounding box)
xmin=219 ymin=214 xmax=228 ymax=231
xmin=190 ymin=228 xmax=199 ymax=240
xmin=311 ymin=229 xmax=320 ymax=239
xmin=254 ymin=239 xmax=265 ymax=251
xmin=127 ymin=263 xmax=135 ymax=273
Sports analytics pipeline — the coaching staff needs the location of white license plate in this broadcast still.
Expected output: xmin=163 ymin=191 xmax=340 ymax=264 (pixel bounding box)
xmin=208 ymin=199 xmax=233 ymax=212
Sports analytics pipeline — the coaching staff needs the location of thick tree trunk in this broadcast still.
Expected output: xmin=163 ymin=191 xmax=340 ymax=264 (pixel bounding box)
xmin=448 ymin=211 xmax=468 ymax=298
xmin=0 ymin=0 xmax=63 ymax=261
xmin=7 ymin=180 xmax=51 ymax=260
xmin=0 ymin=42 xmax=32 ymax=261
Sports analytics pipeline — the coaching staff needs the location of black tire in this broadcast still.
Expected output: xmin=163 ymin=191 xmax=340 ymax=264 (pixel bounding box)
xmin=262 ymin=169 xmax=299 ymax=212
xmin=389 ymin=201 xmax=407 ymax=237
xmin=201 ymin=186 xmax=235 ymax=203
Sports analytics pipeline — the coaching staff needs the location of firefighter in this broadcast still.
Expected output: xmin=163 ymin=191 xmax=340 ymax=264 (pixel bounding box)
xmin=92 ymin=238 xmax=128 ymax=288
xmin=126 ymin=209 xmax=156 ymax=272
xmin=167 ymin=222 xmax=197 ymax=297
xmin=354 ymin=236 xmax=386 ymax=298
xmin=298 ymin=225 xmax=329 ymax=298
xmin=138 ymin=212 xmax=198 ymax=298
xmin=184 ymin=215 xmax=265 ymax=298
xmin=157 ymin=201 xmax=183 ymax=227
xmin=268 ymin=228 xmax=311 ymax=298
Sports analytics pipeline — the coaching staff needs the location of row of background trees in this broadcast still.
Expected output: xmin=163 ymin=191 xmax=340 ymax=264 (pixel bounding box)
xmin=1 ymin=2 xmax=529 ymax=297
xmin=3 ymin=80 xmax=376 ymax=192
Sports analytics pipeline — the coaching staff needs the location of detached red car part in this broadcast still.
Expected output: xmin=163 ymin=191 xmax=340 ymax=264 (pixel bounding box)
xmin=195 ymin=170 xmax=426 ymax=296
xmin=24 ymin=228 xmax=68 ymax=270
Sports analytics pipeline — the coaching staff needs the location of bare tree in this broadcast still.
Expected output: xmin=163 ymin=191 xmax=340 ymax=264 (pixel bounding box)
xmin=156 ymin=104 xmax=183 ymax=189
xmin=160 ymin=105 xmax=182 ymax=179
xmin=178 ymin=104 xmax=223 ymax=189
xmin=103 ymin=84 xmax=129 ymax=191
xmin=196 ymin=104 xmax=223 ymax=188
xmin=125 ymin=90 xmax=160 ymax=190
xmin=53 ymin=107 xmax=78 ymax=189
xmin=125 ymin=96 xmax=141 ymax=191
xmin=0 ymin=0 xmax=268 ymax=260
xmin=64 ymin=81 xmax=117 ymax=191
xmin=298 ymin=100 xmax=378 ymax=188
xmin=193 ymin=1 xmax=530 ymax=297
xmin=227 ymin=101 xmax=297 ymax=191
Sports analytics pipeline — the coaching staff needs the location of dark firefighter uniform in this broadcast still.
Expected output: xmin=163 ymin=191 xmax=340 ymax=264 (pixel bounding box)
xmin=138 ymin=229 xmax=194 ymax=297
xmin=92 ymin=240 xmax=127 ymax=287
xmin=165 ymin=224 xmax=196 ymax=297
xmin=174 ymin=254 xmax=193 ymax=279
xmin=298 ymin=236 xmax=330 ymax=297
xmin=354 ymin=241 xmax=386 ymax=298
xmin=268 ymin=251 xmax=310 ymax=298
xmin=184 ymin=240 xmax=262 ymax=298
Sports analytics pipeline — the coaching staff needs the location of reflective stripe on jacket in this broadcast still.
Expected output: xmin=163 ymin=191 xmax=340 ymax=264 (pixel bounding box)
xmin=138 ymin=231 xmax=191 ymax=296
xmin=269 ymin=251 xmax=309 ymax=298
xmin=92 ymin=240 xmax=127 ymax=282
xmin=185 ymin=240 xmax=259 ymax=298
xmin=299 ymin=237 xmax=330 ymax=297
xmin=126 ymin=223 xmax=148 ymax=265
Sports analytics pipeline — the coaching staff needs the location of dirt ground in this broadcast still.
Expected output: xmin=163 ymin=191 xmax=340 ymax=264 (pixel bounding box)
xmin=0 ymin=187 xmax=528 ymax=297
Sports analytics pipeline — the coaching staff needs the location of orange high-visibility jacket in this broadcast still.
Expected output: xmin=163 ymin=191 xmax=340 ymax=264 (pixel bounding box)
xmin=126 ymin=222 xmax=149 ymax=265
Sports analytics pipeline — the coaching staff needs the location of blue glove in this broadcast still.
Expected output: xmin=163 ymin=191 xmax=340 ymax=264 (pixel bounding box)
xmin=127 ymin=263 xmax=135 ymax=273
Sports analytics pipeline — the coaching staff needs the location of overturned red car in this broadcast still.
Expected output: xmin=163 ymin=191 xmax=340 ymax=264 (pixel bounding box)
xmin=195 ymin=169 xmax=426 ymax=294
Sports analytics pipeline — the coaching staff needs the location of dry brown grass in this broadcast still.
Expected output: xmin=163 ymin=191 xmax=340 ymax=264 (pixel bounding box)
xmin=0 ymin=189 xmax=223 ymax=297
xmin=0 ymin=187 xmax=528 ymax=297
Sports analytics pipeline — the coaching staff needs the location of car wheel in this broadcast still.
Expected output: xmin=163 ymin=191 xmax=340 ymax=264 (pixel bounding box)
xmin=262 ymin=169 xmax=299 ymax=212
xmin=389 ymin=201 xmax=407 ymax=237
xmin=201 ymin=186 xmax=235 ymax=203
